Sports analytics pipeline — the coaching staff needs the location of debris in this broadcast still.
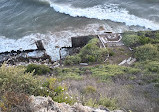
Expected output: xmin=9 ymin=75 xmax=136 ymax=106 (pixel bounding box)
xmin=80 ymin=63 xmax=89 ymax=66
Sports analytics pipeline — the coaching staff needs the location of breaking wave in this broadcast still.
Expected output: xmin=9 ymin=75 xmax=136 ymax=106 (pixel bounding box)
xmin=46 ymin=2 xmax=159 ymax=30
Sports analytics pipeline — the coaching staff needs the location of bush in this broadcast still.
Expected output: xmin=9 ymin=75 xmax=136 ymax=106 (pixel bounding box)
xmin=64 ymin=55 xmax=81 ymax=65
xmin=98 ymin=97 xmax=118 ymax=110
xmin=0 ymin=64 xmax=76 ymax=108
xmin=84 ymin=98 xmax=98 ymax=108
xmin=122 ymin=34 xmax=140 ymax=47
xmin=147 ymin=61 xmax=159 ymax=73
xmin=84 ymin=97 xmax=118 ymax=110
xmin=0 ymin=64 xmax=47 ymax=111
xmin=122 ymin=31 xmax=158 ymax=47
xmin=83 ymin=86 xmax=97 ymax=94
xmin=135 ymin=44 xmax=159 ymax=61
xmin=88 ymin=64 xmax=140 ymax=82
xmin=79 ymin=38 xmax=108 ymax=63
xmin=134 ymin=61 xmax=159 ymax=74
xmin=64 ymin=38 xmax=108 ymax=65
xmin=0 ymin=64 xmax=41 ymax=95
xmin=156 ymin=33 xmax=159 ymax=39
xmin=52 ymin=67 xmax=82 ymax=80
xmin=139 ymin=36 xmax=151 ymax=45
xmin=41 ymin=77 xmax=76 ymax=104
xmin=133 ymin=61 xmax=159 ymax=84
xmin=25 ymin=64 xmax=51 ymax=75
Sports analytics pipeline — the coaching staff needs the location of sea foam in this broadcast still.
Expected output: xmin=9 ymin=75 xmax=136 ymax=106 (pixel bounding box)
xmin=48 ymin=2 xmax=159 ymax=30
xmin=0 ymin=33 xmax=72 ymax=61
xmin=0 ymin=24 xmax=113 ymax=61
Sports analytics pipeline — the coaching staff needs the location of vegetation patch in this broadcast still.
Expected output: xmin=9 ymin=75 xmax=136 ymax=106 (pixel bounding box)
xmin=64 ymin=38 xmax=108 ymax=65
xmin=64 ymin=55 xmax=81 ymax=65
xmin=25 ymin=64 xmax=51 ymax=75
xmin=87 ymin=64 xmax=140 ymax=81
xmin=42 ymin=77 xmax=76 ymax=104
xmin=79 ymin=38 xmax=108 ymax=63
xmin=135 ymin=44 xmax=159 ymax=61
xmin=1 ymin=30 xmax=159 ymax=112
xmin=122 ymin=31 xmax=159 ymax=47
xmin=52 ymin=67 xmax=83 ymax=80
xmin=0 ymin=64 xmax=76 ymax=111
xmin=0 ymin=64 xmax=40 ymax=95
xmin=84 ymin=97 xmax=118 ymax=110
xmin=133 ymin=61 xmax=159 ymax=83
xmin=122 ymin=34 xmax=141 ymax=47
xmin=82 ymin=86 xmax=97 ymax=94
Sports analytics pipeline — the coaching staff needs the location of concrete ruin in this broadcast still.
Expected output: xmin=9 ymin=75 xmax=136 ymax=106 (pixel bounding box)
xmin=0 ymin=40 xmax=51 ymax=65
xmin=71 ymin=35 xmax=97 ymax=47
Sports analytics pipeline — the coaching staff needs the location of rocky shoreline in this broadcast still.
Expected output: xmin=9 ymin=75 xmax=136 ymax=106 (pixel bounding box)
xmin=0 ymin=32 xmax=122 ymax=66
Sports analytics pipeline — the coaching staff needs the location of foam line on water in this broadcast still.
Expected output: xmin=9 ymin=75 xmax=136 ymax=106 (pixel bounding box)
xmin=49 ymin=2 xmax=159 ymax=30
xmin=0 ymin=32 xmax=72 ymax=61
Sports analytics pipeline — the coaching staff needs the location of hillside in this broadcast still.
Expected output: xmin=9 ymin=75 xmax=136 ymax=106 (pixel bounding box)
xmin=0 ymin=30 xmax=159 ymax=112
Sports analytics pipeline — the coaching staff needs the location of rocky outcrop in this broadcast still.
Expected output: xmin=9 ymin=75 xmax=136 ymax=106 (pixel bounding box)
xmin=29 ymin=96 xmax=124 ymax=112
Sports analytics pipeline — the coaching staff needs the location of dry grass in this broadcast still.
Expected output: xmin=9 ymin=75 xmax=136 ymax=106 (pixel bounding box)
xmin=61 ymin=75 xmax=159 ymax=112
xmin=108 ymin=46 xmax=132 ymax=64
xmin=0 ymin=92 xmax=31 ymax=112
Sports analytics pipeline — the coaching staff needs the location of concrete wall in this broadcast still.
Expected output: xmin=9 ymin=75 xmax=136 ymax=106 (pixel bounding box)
xmin=71 ymin=35 xmax=97 ymax=47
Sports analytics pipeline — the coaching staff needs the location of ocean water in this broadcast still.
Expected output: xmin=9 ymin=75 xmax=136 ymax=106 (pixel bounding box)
xmin=0 ymin=0 xmax=159 ymax=60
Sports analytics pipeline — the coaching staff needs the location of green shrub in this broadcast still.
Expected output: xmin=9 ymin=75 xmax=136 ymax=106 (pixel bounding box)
xmin=64 ymin=38 xmax=108 ymax=64
xmin=64 ymin=55 xmax=81 ymax=65
xmin=63 ymin=72 xmax=82 ymax=80
xmin=84 ymin=98 xmax=98 ymax=107
xmin=84 ymin=97 xmax=118 ymax=110
xmin=25 ymin=64 xmax=51 ymax=75
xmin=40 ymin=77 xmax=76 ymax=104
xmin=98 ymin=97 xmax=118 ymax=110
xmin=0 ymin=64 xmax=76 ymax=107
xmin=108 ymin=48 xmax=115 ymax=56
xmin=79 ymin=38 xmax=108 ymax=63
xmin=139 ymin=36 xmax=151 ymax=45
xmin=133 ymin=61 xmax=159 ymax=84
xmin=156 ymin=33 xmax=159 ymax=39
xmin=135 ymin=44 xmax=159 ymax=61
xmin=122 ymin=34 xmax=140 ymax=47
xmin=52 ymin=67 xmax=82 ymax=80
xmin=88 ymin=64 xmax=140 ymax=82
xmin=134 ymin=61 xmax=159 ymax=73
xmin=83 ymin=86 xmax=97 ymax=94
xmin=0 ymin=64 xmax=41 ymax=95
xmin=122 ymin=31 xmax=159 ymax=47
xmin=147 ymin=61 xmax=159 ymax=73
